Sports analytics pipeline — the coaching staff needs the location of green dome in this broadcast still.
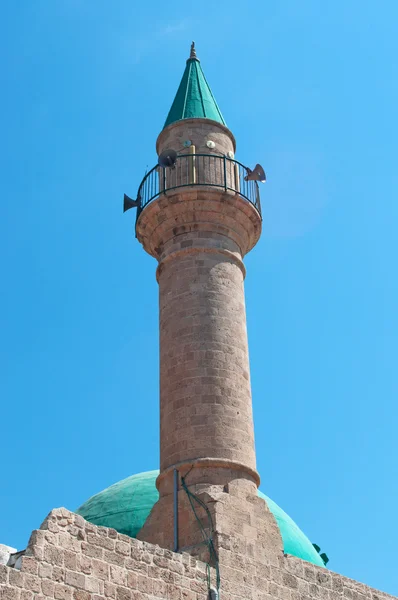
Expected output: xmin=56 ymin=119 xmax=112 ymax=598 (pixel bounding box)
xmin=76 ymin=470 xmax=325 ymax=568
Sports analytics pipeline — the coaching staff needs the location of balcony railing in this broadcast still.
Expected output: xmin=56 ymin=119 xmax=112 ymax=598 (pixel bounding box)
xmin=135 ymin=153 xmax=262 ymax=221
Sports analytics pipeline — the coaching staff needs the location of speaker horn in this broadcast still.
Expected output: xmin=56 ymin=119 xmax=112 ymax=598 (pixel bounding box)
xmin=244 ymin=164 xmax=266 ymax=183
xmin=158 ymin=148 xmax=177 ymax=168
xmin=123 ymin=193 xmax=139 ymax=213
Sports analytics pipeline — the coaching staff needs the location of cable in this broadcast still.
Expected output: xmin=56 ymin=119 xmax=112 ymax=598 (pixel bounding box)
xmin=180 ymin=475 xmax=221 ymax=592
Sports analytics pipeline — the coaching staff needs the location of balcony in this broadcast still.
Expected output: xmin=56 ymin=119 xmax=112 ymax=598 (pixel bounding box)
xmin=135 ymin=153 xmax=262 ymax=222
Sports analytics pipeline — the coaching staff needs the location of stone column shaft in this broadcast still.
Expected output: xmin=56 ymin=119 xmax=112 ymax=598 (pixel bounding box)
xmin=159 ymin=232 xmax=255 ymax=473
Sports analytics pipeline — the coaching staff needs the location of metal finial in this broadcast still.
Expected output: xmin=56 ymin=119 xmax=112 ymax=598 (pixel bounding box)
xmin=190 ymin=41 xmax=197 ymax=60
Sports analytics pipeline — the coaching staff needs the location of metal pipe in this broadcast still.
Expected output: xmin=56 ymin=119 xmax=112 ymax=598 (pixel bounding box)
xmin=173 ymin=469 xmax=179 ymax=552
xmin=234 ymin=162 xmax=240 ymax=193
xmin=188 ymin=145 xmax=196 ymax=184
xmin=209 ymin=587 xmax=219 ymax=600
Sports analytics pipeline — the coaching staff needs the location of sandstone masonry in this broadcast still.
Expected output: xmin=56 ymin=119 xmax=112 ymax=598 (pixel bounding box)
xmin=1 ymin=509 xmax=395 ymax=600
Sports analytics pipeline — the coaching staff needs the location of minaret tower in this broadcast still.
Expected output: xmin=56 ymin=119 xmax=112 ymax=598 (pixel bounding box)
xmin=131 ymin=44 xmax=282 ymax=566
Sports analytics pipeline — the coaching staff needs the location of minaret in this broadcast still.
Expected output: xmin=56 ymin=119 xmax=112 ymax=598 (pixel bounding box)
xmin=132 ymin=44 xmax=282 ymax=566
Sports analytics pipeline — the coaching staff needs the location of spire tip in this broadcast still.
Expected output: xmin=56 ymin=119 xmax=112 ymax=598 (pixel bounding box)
xmin=189 ymin=41 xmax=197 ymax=60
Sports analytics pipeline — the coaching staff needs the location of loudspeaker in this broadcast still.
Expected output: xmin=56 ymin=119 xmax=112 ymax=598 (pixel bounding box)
xmin=244 ymin=164 xmax=266 ymax=183
xmin=158 ymin=149 xmax=177 ymax=168
xmin=123 ymin=194 xmax=139 ymax=212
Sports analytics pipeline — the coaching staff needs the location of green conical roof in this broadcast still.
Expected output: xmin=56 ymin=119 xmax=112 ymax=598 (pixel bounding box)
xmin=163 ymin=43 xmax=226 ymax=130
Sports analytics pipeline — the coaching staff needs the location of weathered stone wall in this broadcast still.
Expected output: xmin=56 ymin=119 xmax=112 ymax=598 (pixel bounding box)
xmin=156 ymin=119 xmax=236 ymax=157
xmin=0 ymin=509 xmax=211 ymax=600
xmin=217 ymin=541 xmax=397 ymax=600
xmin=0 ymin=509 xmax=395 ymax=600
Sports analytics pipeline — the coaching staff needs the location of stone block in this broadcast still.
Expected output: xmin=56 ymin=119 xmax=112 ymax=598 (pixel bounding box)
xmin=86 ymin=535 xmax=114 ymax=552
xmin=104 ymin=582 xmax=116 ymax=598
xmin=116 ymin=586 xmax=131 ymax=600
xmin=136 ymin=575 xmax=152 ymax=595
xmin=126 ymin=573 xmax=137 ymax=590
xmin=19 ymin=558 xmax=38 ymax=576
xmin=82 ymin=524 xmax=96 ymax=535
xmin=124 ymin=559 xmax=147 ymax=575
xmin=137 ymin=551 xmax=152 ymax=566
xmin=304 ymin=567 xmax=317 ymax=583
xmin=109 ymin=566 xmax=126 ymax=587
xmin=166 ymin=583 xmax=182 ymax=599
xmin=0 ymin=586 xmax=20 ymax=600
xmin=73 ymin=516 xmax=86 ymax=530
xmin=52 ymin=567 xmax=65 ymax=583
xmin=26 ymin=532 xmax=46 ymax=550
xmin=44 ymin=546 xmax=64 ymax=567
xmin=41 ymin=578 xmax=55 ymax=597
xmin=283 ymin=573 xmax=299 ymax=589
xmin=91 ymin=560 xmax=108 ymax=581
xmin=147 ymin=566 xmax=161 ymax=580
xmin=181 ymin=590 xmax=197 ymax=600
xmin=77 ymin=557 xmax=92 ymax=575
xmin=81 ymin=545 xmax=103 ymax=561
xmin=63 ymin=552 xmax=77 ymax=572
xmin=107 ymin=531 xmax=117 ymax=541
xmin=65 ymin=572 xmax=85 ymax=590
xmin=73 ymin=591 xmax=91 ymax=600
xmin=58 ymin=535 xmax=80 ymax=554
xmin=26 ymin=545 xmax=43 ymax=561
xmin=115 ymin=543 xmax=129 ymax=558
xmin=23 ymin=575 xmax=41 ymax=595
xmin=159 ymin=569 xmax=174 ymax=584
xmin=152 ymin=555 xmax=169 ymax=570
xmin=84 ymin=578 xmax=99 ymax=594
xmin=40 ymin=516 xmax=59 ymax=535
xmin=153 ymin=579 xmax=168 ymax=598
xmin=119 ymin=536 xmax=133 ymax=548
xmin=66 ymin=526 xmax=80 ymax=538
xmin=168 ymin=561 xmax=184 ymax=576
xmin=316 ymin=571 xmax=332 ymax=588
xmin=8 ymin=572 xmax=23 ymax=589
xmin=190 ymin=579 xmax=208 ymax=594
xmin=103 ymin=552 xmax=125 ymax=568
xmin=54 ymin=584 xmax=72 ymax=600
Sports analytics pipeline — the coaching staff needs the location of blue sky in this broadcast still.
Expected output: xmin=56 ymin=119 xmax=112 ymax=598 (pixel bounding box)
xmin=1 ymin=0 xmax=397 ymax=594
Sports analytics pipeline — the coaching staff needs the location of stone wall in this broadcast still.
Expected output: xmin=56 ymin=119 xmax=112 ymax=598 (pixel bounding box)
xmin=0 ymin=509 xmax=210 ymax=600
xmin=156 ymin=119 xmax=236 ymax=157
xmin=0 ymin=509 xmax=396 ymax=600
xmin=216 ymin=541 xmax=396 ymax=600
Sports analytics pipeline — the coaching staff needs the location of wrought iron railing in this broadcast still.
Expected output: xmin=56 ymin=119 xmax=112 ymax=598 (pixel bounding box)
xmin=135 ymin=153 xmax=261 ymax=220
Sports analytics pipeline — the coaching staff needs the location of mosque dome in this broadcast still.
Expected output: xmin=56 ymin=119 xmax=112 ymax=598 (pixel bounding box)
xmin=76 ymin=470 xmax=325 ymax=568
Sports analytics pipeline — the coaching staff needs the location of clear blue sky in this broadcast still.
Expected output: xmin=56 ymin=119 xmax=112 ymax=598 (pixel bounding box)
xmin=1 ymin=0 xmax=397 ymax=595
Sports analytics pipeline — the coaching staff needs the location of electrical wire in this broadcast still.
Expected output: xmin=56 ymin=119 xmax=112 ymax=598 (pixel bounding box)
xmin=180 ymin=475 xmax=221 ymax=592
